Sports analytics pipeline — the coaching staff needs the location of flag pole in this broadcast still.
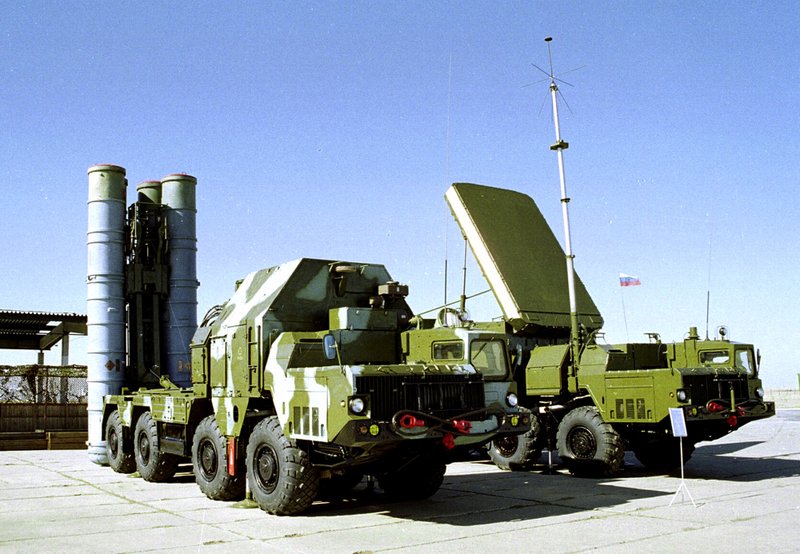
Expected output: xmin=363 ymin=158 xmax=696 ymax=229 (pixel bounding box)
xmin=618 ymin=273 xmax=640 ymax=341
xmin=620 ymin=283 xmax=630 ymax=341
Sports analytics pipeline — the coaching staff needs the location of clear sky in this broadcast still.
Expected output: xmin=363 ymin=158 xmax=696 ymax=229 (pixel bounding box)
xmin=1 ymin=2 xmax=798 ymax=387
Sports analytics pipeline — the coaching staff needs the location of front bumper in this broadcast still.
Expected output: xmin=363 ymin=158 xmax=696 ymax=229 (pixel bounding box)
xmin=683 ymin=399 xmax=775 ymax=442
xmin=333 ymin=408 xmax=529 ymax=449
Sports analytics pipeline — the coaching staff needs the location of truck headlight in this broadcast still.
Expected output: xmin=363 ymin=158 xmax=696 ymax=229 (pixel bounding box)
xmin=348 ymin=397 xmax=366 ymax=415
xmin=506 ymin=393 xmax=518 ymax=407
xmin=676 ymin=389 xmax=688 ymax=403
xmin=755 ymin=387 xmax=765 ymax=399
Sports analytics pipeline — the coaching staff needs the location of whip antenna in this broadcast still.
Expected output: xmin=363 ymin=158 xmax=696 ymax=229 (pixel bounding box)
xmin=704 ymin=219 xmax=713 ymax=340
xmin=542 ymin=36 xmax=581 ymax=364
xmin=443 ymin=51 xmax=454 ymax=306
xmin=459 ymin=236 xmax=468 ymax=314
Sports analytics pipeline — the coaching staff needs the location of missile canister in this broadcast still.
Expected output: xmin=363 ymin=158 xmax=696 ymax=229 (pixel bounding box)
xmin=160 ymin=173 xmax=198 ymax=387
xmin=136 ymin=180 xmax=162 ymax=204
xmin=86 ymin=164 xmax=127 ymax=465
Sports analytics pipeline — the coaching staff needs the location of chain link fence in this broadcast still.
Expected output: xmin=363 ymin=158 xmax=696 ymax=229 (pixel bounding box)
xmin=0 ymin=365 xmax=87 ymax=403
xmin=0 ymin=365 xmax=88 ymax=434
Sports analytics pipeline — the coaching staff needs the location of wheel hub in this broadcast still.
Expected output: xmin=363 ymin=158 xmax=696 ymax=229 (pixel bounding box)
xmin=494 ymin=435 xmax=519 ymax=457
xmin=255 ymin=446 xmax=279 ymax=493
xmin=108 ymin=428 xmax=119 ymax=458
xmin=138 ymin=433 xmax=151 ymax=464
xmin=568 ymin=426 xmax=597 ymax=460
xmin=199 ymin=440 xmax=218 ymax=479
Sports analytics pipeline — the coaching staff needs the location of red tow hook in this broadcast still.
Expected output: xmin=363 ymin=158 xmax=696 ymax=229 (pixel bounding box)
xmin=450 ymin=419 xmax=472 ymax=433
xmin=398 ymin=414 xmax=426 ymax=429
xmin=707 ymin=401 xmax=726 ymax=413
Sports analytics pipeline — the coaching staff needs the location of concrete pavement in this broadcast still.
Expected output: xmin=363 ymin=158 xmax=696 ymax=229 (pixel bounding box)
xmin=1 ymin=410 xmax=798 ymax=553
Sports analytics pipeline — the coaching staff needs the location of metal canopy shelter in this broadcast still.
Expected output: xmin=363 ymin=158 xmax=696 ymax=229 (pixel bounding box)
xmin=0 ymin=310 xmax=87 ymax=359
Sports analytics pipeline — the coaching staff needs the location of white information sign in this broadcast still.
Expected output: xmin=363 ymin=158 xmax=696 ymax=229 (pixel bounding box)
xmin=669 ymin=407 xmax=688 ymax=438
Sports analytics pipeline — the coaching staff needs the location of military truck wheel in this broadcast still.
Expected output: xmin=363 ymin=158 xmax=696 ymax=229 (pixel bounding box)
xmin=245 ymin=416 xmax=319 ymax=515
xmin=488 ymin=415 xmax=543 ymax=471
xmin=192 ymin=415 xmax=245 ymax=501
xmin=556 ymin=406 xmax=624 ymax=477
xmin=634 ymin=439 xmax=695 ymax=472
xmin=106 ymin=409 xmax=135 ymax=473
xmin=378 ymin=455 xmax=446 ymax=500
xmin=134 ymin=411 xmax=179 ymax=482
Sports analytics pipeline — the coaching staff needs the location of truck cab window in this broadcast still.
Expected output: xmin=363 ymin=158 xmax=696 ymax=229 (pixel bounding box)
xmin=699 ymin=350 xmax=730 ymax=365
xmin=470 ymin=339 xmax=508 ymax=377
xmin=432 ymin=341 xmax=464 ymax=361
xmin=735 ymin=349 xmax=756 ymax=376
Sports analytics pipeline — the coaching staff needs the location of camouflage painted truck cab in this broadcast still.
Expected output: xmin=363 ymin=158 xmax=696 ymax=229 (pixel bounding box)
xmin=446 ymin=182 xmax=775 ymax=476
xmin=401 ymin=317 xmax=531 ymax=426
xmin=103 ymin=258 xmax=523 ymax=515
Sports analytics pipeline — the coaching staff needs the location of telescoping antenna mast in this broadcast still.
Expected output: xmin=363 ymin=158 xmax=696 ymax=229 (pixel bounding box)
xmin=542 ymin=36 xmax=581 ymax=364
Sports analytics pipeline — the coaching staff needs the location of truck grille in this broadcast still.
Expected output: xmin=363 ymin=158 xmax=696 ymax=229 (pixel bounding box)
xmin=355 ymin=374 xmax=485 ymax=420
xmin=683 ymin=374 xmax=749 ymax=404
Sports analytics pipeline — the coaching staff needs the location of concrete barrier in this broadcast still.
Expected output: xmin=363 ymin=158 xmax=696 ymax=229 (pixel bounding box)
xmin=766 ymin=389 xmax=800 ymax=409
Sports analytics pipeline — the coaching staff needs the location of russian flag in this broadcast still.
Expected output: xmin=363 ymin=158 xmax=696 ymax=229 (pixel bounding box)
xmin=619 ymin=273 xmax=641 ymax=287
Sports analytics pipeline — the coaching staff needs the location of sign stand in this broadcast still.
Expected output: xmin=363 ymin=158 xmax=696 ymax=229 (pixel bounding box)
xmin=541 ymin=408 xmax=557 ymax=474
xmin=543 ymin=415 xmax=554 ymax=473
xmin=668 ymin=407 xmax=697 ymax=507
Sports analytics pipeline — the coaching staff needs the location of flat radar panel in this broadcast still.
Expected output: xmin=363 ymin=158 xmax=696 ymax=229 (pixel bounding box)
xmin=445 ymin=183 xmax=603 ymax=335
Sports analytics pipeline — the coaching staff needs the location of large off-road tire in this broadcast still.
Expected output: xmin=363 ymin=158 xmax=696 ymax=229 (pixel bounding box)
xmin=106 ymin=409 xmax=135 ymax=474
xmin=245 ymin=416 xmax=319 ymax=515
xmin=556 ymin=406 xmax=624 ymax=477
xmin=192 ymin=415 xmax=245 ymax=501
xmin=488 ymin=414 xmax=543 ymax=471
xmin=378 ymin=455 xmax=446 ymax=501
xmin=634 ymin=438 xmax=695 ymax=472
xmin=134 ymin=411 xmax=179 ymax=482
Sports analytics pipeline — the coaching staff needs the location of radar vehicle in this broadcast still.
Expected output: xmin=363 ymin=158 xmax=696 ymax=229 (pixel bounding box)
xmin=443 ymin=182 xmax=775 ymax=476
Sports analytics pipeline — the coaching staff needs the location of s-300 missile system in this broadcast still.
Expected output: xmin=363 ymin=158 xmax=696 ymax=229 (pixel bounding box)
xmin=442 ymin=182 xmax=775 ymax=476
xmin=87 ymin=166 xmax=525 ymax=516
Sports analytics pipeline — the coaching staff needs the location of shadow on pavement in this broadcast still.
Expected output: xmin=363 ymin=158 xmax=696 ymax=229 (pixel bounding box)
xmin=298 ymin=433 xmax=799 ymax=520
xmin=301 ymin=464 xmax=669 ymax=522
xmin=681 ymin=441 xmax=800 ymax=481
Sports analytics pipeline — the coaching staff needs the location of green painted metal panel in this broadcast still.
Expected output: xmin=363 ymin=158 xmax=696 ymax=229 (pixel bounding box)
xmin=445 ymin=183 xmax=602 ymax=334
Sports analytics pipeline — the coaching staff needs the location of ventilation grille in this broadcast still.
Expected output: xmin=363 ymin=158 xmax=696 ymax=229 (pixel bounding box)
xmin=355 ymin=373 xmax=485 ymax=420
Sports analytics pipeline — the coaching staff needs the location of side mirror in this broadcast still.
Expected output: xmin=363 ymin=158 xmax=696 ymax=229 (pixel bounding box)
xmin=323 ymin=334 xmax=338 ymax=361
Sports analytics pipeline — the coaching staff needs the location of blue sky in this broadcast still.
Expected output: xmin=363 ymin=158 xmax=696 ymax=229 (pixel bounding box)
xmin=1 ymin=2 xmax=798 ymax=387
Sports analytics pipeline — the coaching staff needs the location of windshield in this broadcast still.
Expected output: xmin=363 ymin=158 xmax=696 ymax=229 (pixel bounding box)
xmin=432 ymin=341 xmax=464 ymax=361
xmin=469 ymin=339 xmax=508 ymax=377
xmin=735 ymin=348 xmax=756 ymax=376
xmin=699 ymin=350 xmax=730 ymax=365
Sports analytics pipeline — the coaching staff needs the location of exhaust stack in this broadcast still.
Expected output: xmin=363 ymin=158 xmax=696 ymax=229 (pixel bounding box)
xmin=86 ymin=164 xmax=127 ymax=465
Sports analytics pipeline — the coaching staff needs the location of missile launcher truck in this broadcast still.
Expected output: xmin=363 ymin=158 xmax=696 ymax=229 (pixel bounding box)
xmin=438 ymin=182 xmax=775 ymax=476
xmin=94 ymin=174 xmax=525 ymax=516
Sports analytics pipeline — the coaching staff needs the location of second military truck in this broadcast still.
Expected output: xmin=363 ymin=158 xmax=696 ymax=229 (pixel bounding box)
xmin=443 ymin=182 xmax=775 ymax=476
